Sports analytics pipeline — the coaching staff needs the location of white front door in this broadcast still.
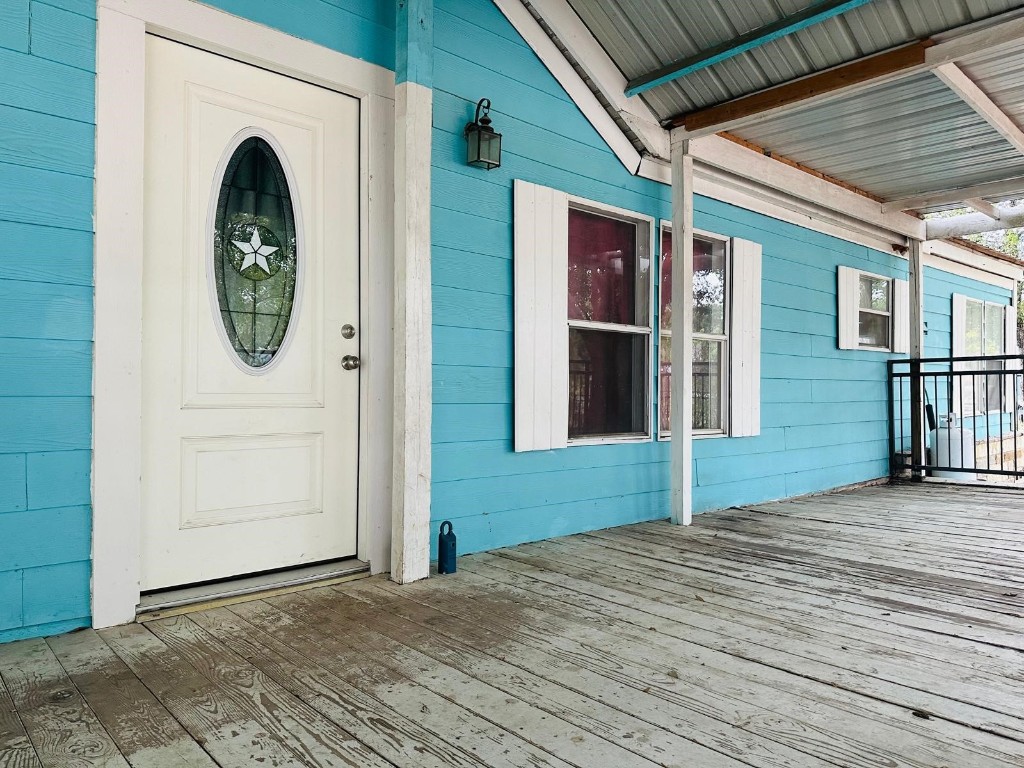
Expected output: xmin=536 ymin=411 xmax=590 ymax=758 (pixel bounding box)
xmin=140 ymin=36 xmax=360 ymax=591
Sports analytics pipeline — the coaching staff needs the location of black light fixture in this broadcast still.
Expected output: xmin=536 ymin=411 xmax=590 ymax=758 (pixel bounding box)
xmin=464 ymin=98 xmax=502 ymax=170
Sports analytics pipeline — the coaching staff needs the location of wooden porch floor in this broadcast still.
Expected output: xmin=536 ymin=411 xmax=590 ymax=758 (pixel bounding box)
xmin=3 ymin=483 xmax=1024 ymax=767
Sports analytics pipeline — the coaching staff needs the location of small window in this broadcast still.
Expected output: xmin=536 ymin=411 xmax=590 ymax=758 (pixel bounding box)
xmin=837 ymin=266 xmax=907 ymax=353
xmin=567 ymin=205 xmax=651 ymax=440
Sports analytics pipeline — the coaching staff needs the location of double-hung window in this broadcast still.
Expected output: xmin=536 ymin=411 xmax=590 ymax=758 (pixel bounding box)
xmin=657 ymin=224 xmax=762 ymax=440
xmin=952 ymin=294 xmax=1017 ymax=417
xmin=567 ymin=206 xmax=652 ymax=441
xmin=659 ymin=228 xmax=730 ymax=435
xmin=837 ymin=266 xmax=909 ymax=352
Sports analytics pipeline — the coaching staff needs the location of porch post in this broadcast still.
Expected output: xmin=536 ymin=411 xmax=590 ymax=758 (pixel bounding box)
xmin=392 ymin=0 xmax=433 ymax=582
xmin=670 ymin=131 xmax=694 ymax=524
xmin=908 ymin=238 xmax=926 ymax=479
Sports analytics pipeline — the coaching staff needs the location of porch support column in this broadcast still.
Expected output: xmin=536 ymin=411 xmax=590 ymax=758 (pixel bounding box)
xmin=392 ymin=0 xmax=433 ymax=583
xmin=908 ymin=238 xmax=926 ymax=479
xmin=670 ymin=131 xmax=695 ymax=524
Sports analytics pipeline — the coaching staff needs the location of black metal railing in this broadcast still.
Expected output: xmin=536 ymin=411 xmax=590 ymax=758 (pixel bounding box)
xmin=889 ymin=354 xmax=1024 ymax=480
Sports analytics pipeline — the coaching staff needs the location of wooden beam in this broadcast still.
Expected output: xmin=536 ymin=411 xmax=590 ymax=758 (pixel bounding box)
xmin=882 ymin=176 xmax=1024 ymax=212
xmin=625 ymin=0 xmax=874 ymax=97
xmin=933 ymin=62 xmax=1024 ymax=156
xmin=673 ymin=40 xmax=933 ymax=132
xmin=965 ymin=197 xmax=1001 ymax=219
xmin=926 ymin=202 xmax=1024 ymax=239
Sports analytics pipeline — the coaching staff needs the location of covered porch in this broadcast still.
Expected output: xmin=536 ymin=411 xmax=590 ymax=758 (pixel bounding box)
xmin=3 ymin=482 xmax=1022 ymax=767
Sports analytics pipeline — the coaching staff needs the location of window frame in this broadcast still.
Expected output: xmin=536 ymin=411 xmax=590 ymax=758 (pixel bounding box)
xmin=565 ymin=196 xmax=655 ymax=446
xmin=855 ymin=270 xmax=894 ymax=352
xmin=657 ymin=221 xmax=732 ymax=440
xmin=963 ymin=296 xmax=1008 ymax=416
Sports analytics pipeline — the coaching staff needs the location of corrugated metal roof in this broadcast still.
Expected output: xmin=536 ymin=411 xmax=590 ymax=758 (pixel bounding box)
xmin=566 ymin=0 xmax=1024 ymax=119
xmin=732 ymin=70 xmax=1024 ymax=200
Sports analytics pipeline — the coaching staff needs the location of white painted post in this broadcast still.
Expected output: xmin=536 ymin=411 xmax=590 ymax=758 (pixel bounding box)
xmin=670 ymin=131 xmax=694 ymax=524
xmin=908 ymin=238 xmax=926 ymax=479
xmin=392 ymin=0 xmax=433 ymax=583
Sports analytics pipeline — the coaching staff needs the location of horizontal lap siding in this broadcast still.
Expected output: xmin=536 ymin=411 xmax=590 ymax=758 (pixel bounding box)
xmin=430 ymin=0 xmax=670 ymax=558
xmin=0 ymin=0 xmax=95 ymax=642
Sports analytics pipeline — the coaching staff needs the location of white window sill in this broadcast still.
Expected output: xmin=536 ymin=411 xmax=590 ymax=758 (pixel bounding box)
xmin=658 ymin=431 xmax=729 ymax=440
xmin=568 ymin=434 xmax=653 ymax=447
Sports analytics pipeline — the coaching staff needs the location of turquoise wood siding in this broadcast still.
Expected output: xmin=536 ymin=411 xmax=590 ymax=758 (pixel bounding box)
xmin=0 ymin=0 xmax=95 ymax=642
xmin=428 ymin=0 xmax=1015 ymax=557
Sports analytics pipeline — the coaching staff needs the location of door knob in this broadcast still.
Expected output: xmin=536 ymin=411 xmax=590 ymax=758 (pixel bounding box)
xmin=341 ymin=355 xmax=360 ymax=370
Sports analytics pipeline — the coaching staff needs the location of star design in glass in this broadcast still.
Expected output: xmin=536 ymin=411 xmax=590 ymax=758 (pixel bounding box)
xmin=232 ymin=227 xmax=280 ymax=275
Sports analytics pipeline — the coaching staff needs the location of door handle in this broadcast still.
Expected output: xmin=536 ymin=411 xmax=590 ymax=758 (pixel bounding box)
xmin=341 ymin=355 xmax=360 ymax=370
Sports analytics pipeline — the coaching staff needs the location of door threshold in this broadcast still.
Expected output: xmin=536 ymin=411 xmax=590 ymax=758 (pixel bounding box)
xmin=136 ymin=558 xmax=370 ymax=621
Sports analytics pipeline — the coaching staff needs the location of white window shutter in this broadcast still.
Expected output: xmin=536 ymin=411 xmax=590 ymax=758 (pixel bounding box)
xmin=513 ymin=179 xmax=569 ymax=452
xmin=892 ymin=278 xmax=909 ymax=354
xmin=729 ymin=237 xmax=761 ymax=437
xmin=837 ymin=266 xmax=859 ymax=350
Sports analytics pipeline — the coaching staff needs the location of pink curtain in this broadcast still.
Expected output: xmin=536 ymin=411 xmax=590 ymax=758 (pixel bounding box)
xmin=568 ymin=209 xmax=636 ymax=324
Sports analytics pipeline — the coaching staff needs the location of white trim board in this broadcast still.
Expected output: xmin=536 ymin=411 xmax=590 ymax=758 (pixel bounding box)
xmin=93 ymin=0 xmax=396 ymax=628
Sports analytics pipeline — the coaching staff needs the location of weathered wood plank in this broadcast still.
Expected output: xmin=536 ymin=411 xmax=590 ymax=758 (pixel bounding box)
xmin=363 ymin=568 xmax=1024 ymax=767
xmin=187 ymin=606 xmax=485 ymax=768
xmin=305 ymin=585 xmax=748 ymax=768
xmin=99 ymin=622 xmax=345 ymax=768
xmin=265 ymin=590 xmax=651 ymax=768
xmin=45 ymin=630 xmax=215 ymax=768
xmin=142 ymin=616 xmax=393 ymax=768
xmin=0 ymin=670 xmax=40 ymax=768
xmin=570 ymin=531 xmax=1024 ymax=672
xmin=459 ymin=554 xmax=1024 ymax=746
xmin=0 ymin=637 xmax=129 ymax=768
xmin=228 ymin=597 xmax=574 ymax=768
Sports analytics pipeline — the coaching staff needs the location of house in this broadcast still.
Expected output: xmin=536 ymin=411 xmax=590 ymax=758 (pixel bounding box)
xmin=2 ymin=0 xmax=1024 ymax=644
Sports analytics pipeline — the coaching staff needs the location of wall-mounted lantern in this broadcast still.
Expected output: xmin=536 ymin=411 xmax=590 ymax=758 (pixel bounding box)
xmin=465 ymin=98 xmax=502 ymax=170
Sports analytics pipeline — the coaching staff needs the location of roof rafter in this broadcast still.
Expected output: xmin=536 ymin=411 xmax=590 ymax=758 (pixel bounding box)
xmin=932 ymin=62 xmax=1024 ymax=156
xmin=624 ymin=0 xmax=874 ymax=97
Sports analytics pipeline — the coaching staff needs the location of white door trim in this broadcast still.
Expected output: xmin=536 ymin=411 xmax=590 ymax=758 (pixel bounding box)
xmin=93 ymin=0 xmax=396 ymax=628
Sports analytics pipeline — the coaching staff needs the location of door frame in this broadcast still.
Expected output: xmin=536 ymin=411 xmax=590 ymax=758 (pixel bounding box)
xmin=93 ymin=0 xmax=396 ymax=628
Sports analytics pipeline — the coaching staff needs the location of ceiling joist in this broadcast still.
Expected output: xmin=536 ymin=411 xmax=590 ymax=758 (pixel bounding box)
xmin=932 ymin=62 xmax=1024 ymax=156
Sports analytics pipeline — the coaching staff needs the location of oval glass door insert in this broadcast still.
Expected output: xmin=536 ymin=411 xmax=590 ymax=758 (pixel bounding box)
xmin=212 ymin=134 xmax=298 ymax=370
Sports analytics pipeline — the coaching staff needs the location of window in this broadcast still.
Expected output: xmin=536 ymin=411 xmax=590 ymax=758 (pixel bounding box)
xmin=513 ymin=181 xmax=759 ymax=452
xmin=659 ymin=228 xmax=729 ymax=435
xmin=953 ymin=294 xmax=1011 ymax=416
xmin=837 ymin=267 xmax=908 ymax=353
xmin=857 ymin=274 xmax=891 ymax=349
xmin=212 ymin=134 xmax=298 ymax=371
xmin=567 ymin=206 xmax=652 ymax=440
xmin=657 ymin=224 xmax=762 ymax=440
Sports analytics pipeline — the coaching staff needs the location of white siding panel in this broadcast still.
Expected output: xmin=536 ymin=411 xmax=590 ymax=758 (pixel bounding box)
xmin=893 ymin=278 xmax=909 ymax=355
xmin=514 ymin=180 xmax=569 ymax=452
xmin=837 ymin=266 xmax=859 ymax=350
xmin=729 ymin=237 xmax=761 ymax=437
